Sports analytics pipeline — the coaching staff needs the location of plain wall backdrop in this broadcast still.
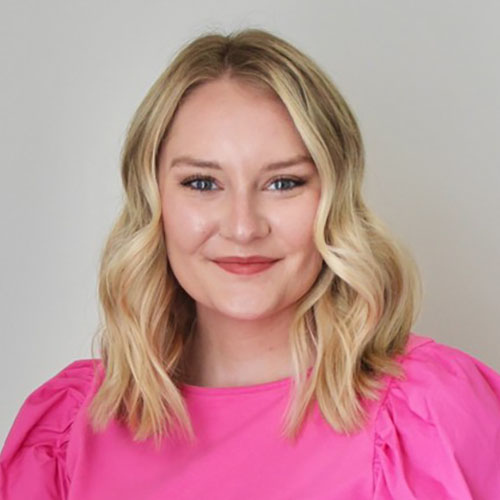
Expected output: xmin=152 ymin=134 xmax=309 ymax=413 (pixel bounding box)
xmin=1 ymin=0 xmax=499 ymax=444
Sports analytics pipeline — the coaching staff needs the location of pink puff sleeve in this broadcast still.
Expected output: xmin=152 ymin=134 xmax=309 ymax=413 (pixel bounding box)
xmin=373 ymin=339 xmax=500 ymax=499
xmin=0 ymin=360 xmax=96 ymax=500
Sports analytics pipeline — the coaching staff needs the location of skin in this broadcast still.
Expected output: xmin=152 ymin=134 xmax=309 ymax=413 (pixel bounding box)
xmin=157 ymin=76 xmax=323 ymax=387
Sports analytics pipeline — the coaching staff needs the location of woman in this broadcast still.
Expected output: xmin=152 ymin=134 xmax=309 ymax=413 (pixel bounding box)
xmin=1 ymin=28 xmax=499 ymax=499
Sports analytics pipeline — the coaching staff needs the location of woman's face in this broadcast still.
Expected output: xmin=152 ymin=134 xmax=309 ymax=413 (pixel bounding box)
xmin=157 ymin=77 xmax=323 ymax=320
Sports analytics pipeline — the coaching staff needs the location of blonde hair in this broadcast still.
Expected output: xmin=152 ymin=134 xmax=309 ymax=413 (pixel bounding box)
xmin=88 ymin=27 xmax=422 ymax=450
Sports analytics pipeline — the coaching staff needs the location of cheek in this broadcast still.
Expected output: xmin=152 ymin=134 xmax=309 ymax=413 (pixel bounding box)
xmin=162 ymin=197 xmax=212 ymax=253
xmin=274 ymin=196 xmax=319 ymax=252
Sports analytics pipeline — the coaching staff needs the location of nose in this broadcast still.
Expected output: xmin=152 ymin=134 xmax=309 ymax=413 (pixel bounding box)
xmin=219 ymin=191 xmax=270 ymax=243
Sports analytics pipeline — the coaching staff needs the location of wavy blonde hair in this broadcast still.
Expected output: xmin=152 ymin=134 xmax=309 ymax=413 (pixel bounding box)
xmin=88 ymin=27 xmax=422 ymax=450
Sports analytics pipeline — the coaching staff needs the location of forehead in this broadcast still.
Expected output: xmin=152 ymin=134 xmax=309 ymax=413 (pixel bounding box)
xmin=161 ymin=78 xmax=307 ymax=161
xmin=180 ymin=77 xmax=278 ymax=111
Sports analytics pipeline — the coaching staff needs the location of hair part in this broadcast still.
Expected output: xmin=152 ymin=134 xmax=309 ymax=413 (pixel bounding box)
xmin=87 ymin=27 xmax=422 ymax=450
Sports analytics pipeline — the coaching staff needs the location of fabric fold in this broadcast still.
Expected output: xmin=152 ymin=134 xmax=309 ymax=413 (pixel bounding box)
xmin=0 ymin=360 xmax=96 ymax=500
xmin=373 ymin=341 xmax=500 ymax=499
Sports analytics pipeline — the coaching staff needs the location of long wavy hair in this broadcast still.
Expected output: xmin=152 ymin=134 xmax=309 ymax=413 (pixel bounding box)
xmin=87 ymin=27 xmax=422 ymax=450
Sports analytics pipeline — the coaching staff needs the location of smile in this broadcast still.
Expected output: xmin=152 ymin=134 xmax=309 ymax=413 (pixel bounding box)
xmin=213 ymin=260 xmax=280 ymax=275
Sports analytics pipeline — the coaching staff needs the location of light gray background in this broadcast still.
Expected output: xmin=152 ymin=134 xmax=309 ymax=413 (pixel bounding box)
xmin=1 ymin=1 xmax=499 ymax=444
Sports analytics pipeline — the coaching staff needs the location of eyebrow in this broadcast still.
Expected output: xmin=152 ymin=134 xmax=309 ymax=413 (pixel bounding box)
xmin=169 ymin=154 xmax=314 ymax=172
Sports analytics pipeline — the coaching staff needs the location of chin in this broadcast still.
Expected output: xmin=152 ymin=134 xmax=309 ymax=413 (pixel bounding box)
xmin=213 ymin=301 xmax=280 ymax=320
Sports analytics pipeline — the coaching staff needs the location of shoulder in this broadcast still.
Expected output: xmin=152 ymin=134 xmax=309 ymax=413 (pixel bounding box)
xmin=0 ymin=358 xmax=102 ymax=498
xmin=386 ymin=332 xmax=500 ymax=416
xmin=28 ymin=358 xmax=101 ymax=397
xmin=372 ymin=332 xmax=500 ymax=498
xmin=15 ymin=358 xmax=102 ymax=427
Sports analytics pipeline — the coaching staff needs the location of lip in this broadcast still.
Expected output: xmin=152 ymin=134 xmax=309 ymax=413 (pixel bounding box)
xmin=213 ymin=255 xmax=278 ymax=264
xmin=213 ymin=259 xmax=280 ymax=275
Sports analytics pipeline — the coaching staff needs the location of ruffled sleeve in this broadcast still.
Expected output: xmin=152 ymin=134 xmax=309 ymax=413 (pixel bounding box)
xmin=373 ymin=339 xmax=500 ymax=499
xmin=0 ymin=359 xmax=97 ymax=500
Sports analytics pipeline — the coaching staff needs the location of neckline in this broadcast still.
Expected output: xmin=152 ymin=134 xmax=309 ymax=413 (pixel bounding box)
xmin=180 ymin=374 xmax=294 ymax=396
xmin=180 ymin=366 xmax=315 ymax=396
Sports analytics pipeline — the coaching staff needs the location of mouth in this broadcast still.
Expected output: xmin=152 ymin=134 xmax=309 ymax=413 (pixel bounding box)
xmin=213 ymin=259 xmax=280 ymax=275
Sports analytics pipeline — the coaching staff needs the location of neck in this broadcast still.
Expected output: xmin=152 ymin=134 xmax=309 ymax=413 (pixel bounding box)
xmin=181 ymin=304 xmax=300 ymax=388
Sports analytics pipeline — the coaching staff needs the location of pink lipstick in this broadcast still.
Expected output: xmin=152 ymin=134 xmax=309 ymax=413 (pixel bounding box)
xmin=213 ymin=256 xmax=280 ymax=275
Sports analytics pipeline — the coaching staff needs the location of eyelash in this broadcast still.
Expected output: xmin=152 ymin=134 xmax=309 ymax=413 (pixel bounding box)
xmin=179 ymin=175 xmax=307 ymax=193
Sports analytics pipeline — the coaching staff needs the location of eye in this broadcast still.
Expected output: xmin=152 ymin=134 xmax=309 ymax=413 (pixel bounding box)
xmin=268 ymin=177 xmax=306 ymax=191
xmin=180 ymin=175 xmax=218 ymax=192
xmin=179 ymin=175 xmax=307 ymax=193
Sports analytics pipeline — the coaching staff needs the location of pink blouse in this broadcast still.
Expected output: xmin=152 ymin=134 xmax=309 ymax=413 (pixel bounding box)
xmin=1 ymin=332 xmax=500 ymax=499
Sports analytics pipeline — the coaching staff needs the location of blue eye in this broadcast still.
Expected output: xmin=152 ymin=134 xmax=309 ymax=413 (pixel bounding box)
xmin=268 ymin=178 xmax=305 ymax=191
xmin=181 ymin=176 xmax=218 ymax=191
xmin=180 ymin=175 xmax=306 ymax=192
